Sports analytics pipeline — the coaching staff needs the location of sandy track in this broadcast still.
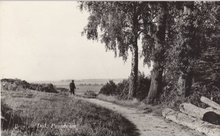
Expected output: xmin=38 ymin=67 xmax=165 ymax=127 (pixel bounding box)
xmin=82 ymin=98 xmax=204 ymax=136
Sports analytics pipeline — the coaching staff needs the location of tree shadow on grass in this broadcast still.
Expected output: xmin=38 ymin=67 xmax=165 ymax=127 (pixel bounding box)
xmin=1 ymin=101 xmax=23 ymax=130
xmin=88 ymin=104 xmax=140 ymax=136
xmin=73 ymin=99 xmax=140 ymax=136
xmin=120 ymin=116 xmax=140 ymax=136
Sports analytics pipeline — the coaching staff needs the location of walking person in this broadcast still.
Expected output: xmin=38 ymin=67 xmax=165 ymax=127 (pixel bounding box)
xmin=69 ymin=80 xmax=76 ymax=95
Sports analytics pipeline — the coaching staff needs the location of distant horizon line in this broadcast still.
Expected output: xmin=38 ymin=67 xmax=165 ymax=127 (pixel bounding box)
xmin=0 ymin=77 xmax=127 ymax=82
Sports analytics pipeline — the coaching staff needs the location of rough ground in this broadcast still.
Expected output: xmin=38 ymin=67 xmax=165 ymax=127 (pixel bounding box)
xmin=81 ymin=97 xmax=205 ymax=136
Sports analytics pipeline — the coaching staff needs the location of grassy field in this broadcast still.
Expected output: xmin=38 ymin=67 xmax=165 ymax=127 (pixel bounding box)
xmin=1 ymin=90 xmax=139 ymax=136
xmin=56 ymin=84 xmax=103 ymax=96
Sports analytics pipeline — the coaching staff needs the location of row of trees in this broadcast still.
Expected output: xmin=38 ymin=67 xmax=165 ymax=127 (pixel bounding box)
xmin=79 ymin=2 xmax=220 ymax=104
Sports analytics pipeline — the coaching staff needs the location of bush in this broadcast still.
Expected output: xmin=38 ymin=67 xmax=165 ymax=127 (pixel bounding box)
xmin=29 ymin=83 xmax=57 ymax=93
xmin=160 ymin=80 xmax=220 ymax=108
xmin=116 ymin=80 xmax=129 ymax=99
xmin=189 ymin=81 xmax=220 ymax=108
xmin=136 ymin=73 xmax=151 ymax=100
xmin=99 ymin=73 xmax=151 ymax=100
xmin=161 ymin=40 xmax=220 ymax=108
xmin=1 ymin=78 xmax=58 ymax=93
xmin=1 ymin=79 xmax=30 ymax=91
xmin=99 ymin=80 xmax=117 ymax=95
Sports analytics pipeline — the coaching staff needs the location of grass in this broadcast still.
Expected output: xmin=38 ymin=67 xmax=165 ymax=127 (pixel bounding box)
xmin=97 ymin=94 xmax=164 ymax=116
xmin=97 ymin=94 xmax=140 ymax=107
xmin=53 ymin=81 xmax=163 ymax=116
xmin=54 ymin=84 xmax=102 ymax=96
xmin=1 ymin=90 xmax=139 ymax=136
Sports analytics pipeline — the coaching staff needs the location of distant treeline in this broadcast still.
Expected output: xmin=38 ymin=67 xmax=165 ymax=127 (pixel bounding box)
xmin=78 ymin=83 xmax=104 ymax=86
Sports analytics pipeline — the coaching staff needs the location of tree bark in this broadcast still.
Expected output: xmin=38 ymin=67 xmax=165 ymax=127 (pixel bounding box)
xmin=179 ymin=103 xmax=220 ymax=119
xmin=128 ymin=6 xmax=139 ymax=99
xmin=146 ymin=2 xmax=167 ymax=104
xmin=180 ymin=103 xmax=210 ymax=119
xmin=201 ymin=96 xmax=220 ymax=110
xmin=128 ymin=41 xmax=138 ymax=98
xmin=177 ymin=71 xmax=193 ymax=97
xmin=146 ymin=62 xmax=163 ymax=103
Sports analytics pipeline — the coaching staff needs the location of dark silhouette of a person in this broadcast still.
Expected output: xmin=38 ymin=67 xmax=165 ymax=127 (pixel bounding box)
xmin=69 ymin=80 xmax=76 ymax=95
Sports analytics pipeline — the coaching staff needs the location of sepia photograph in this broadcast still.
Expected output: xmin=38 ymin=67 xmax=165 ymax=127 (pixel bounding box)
xmin=0 ymin=1 xmax=220 ymax=136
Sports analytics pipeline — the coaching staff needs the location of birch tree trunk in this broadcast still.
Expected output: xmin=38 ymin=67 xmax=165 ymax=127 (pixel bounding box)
xmin=128 ymin=7 xmax=139 ymax=99
xmin=146 ymin=2 xmax=167 ymax=103
xmin=129 ymin=43 xmax=138 ymax=98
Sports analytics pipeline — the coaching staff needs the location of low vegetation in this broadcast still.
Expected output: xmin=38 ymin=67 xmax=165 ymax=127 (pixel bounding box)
xmin=1 ymin=79 xmax=57 ymax=93
xmin=1 ymin=90 xmax=138 ymax=136
xmin=99 ymin=73 xmax=151 ymax=101
xmin=99 ymin=81 xmax=117 ymax=96
xmin=99 ymin=72 xmax=220 ymax=111
xmin=160 ymin=75 xmax=220 ymax=109
xmin=1 ymin=101 xmax=23 ymax=130
xmin=84 ymin=90 xmax=97 ymax=98
xmin=97 ymin=94 xmax=140 ymax=108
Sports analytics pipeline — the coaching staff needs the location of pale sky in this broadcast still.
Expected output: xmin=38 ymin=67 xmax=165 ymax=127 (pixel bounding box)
xmin=0 ymin=1 xmax=151 ymax=81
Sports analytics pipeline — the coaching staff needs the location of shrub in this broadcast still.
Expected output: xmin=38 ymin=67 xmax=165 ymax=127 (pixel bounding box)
xmin=29 ymin=83 xmax=57 ymax=93
xmin=1 ymin=79 xmax=30 ymax=91
xmin=136 ymin=73 xmax=151 ymax=100
xmin=116 ymin=73 xmax=151 ymax=100
xmin=160 ymin=81 xmax=220 ymax=108
xmin=116 ymin=80 xmax=129 ymax=99
xmin=188 ymin=81 xmax=220 ymax=108
xmin=99 ymin=73 xmax=151 ymax=100
xmin=99 ymin=80 xmax=117 ymax=95
xmin=1 ymin=78 xmax=58 ymax=93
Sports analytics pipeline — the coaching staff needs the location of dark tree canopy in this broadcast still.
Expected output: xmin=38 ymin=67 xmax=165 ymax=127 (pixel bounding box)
xmin=163 ymin=2 xmax=220 ymax=99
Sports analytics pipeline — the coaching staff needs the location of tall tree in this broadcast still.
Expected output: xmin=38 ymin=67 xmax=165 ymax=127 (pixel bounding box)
xmin=159 ymin=1 xmax=220 ymax=101
xmin=80 ymin=2 xmax=151 ymax=98
xmin=142 ymin=2 xmax=169 ymax=103
xmin=142 ymin=1 xmax=219 ymax=103
xmin=171 ymin=2 xmax=219 ymax=97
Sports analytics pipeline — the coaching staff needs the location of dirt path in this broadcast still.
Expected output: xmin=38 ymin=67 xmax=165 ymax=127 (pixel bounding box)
xmin=81 ymin=98 xmax=204 ymax=136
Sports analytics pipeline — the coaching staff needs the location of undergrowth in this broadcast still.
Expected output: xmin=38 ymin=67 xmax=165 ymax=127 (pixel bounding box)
xmin=99 ymin=72 xmax=150 ymax=101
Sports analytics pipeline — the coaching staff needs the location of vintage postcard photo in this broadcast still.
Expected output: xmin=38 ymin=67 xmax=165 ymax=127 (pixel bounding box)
xmin=0 ymin=1 xmax=220 ymax=136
